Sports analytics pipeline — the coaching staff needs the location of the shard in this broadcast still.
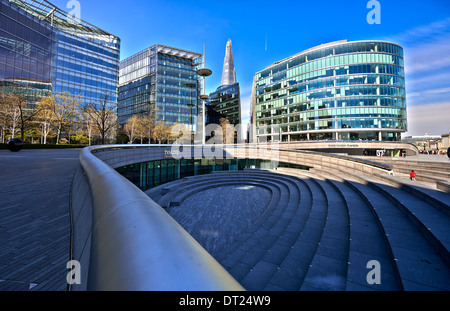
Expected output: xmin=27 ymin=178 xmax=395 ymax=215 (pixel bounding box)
xmin=221 ymin=39 xmax=236 ymax=86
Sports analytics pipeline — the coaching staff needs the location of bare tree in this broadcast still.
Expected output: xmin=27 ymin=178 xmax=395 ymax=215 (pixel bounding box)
xmin=84 ymin=94 xmax=117 ymax=145
xmin=39 ymin=92 xmax=81 ymax=144
xmin=35 ymin=96 xmax=54 ymax=144
xmin=124 ymin=114 xmax=140 ymax=144
xmin=153 ymin=120 xmax=172 ymax=144
xmin=79 ymin=110 xmax=97 ymax=146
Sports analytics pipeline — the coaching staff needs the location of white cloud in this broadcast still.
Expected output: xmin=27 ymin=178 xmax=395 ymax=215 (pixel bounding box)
xmin=404 ymin=34 xmax=450 ymax=75
xmin=387 ymin=17 xmax=450 ymax=44
xmin=405 ymin=102 xmax=450 ymax=136
xmin=408 ymin=87 xmax=450 ymax=98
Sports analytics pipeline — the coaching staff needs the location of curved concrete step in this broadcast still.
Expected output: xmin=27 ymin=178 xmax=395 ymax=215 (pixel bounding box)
xmin=167 ymin=178 xmax=280 ymax=208
xmin=334 ymin=170 xmax=450 ymax=267
xmin=347 ymin=181 xmax=450 ymax=290
xmin=144 ymin=167 xmax=450 ymax=291
xmin=369 ymin=182 xmax=450 ymax=267
xmin=218 ymin=173 xmax=315 ymax=291
xmin=258 ymin=173 xmax=329 ymax=291
xmin=306 ymin=169 xmax=404 ymax=291
xmin=298 ymin=175 xmax=350 ymax=291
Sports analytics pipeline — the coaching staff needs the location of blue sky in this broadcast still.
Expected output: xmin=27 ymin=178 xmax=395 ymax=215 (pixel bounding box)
xmin=52 ymin=0 xmax=450 ymax=136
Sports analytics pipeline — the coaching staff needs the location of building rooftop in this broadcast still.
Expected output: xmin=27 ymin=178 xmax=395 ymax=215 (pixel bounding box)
xmin=10 ymin=0 xmax=117 ymax=39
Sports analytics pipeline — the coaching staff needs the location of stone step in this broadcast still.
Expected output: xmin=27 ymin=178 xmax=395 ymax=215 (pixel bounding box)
xmin=261 ymin=175 xmax=328 ymax=291
xmin=299 ymin=177 xmax=350 ymax=291
xmin=348 ymin=181 xmax=450 ymax=291
xmin=371 ymin=183 xmax=450 ymax=267
xmin=325 ymin=178 xmax=403 ymax=291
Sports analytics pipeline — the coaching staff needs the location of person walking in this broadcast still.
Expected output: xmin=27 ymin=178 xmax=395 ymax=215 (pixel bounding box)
xmin=410 ymin=170 xmax=416 ymax=181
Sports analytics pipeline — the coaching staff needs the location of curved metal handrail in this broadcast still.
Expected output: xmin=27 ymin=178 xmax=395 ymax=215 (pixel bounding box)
xmin=78 ymin=146 xmax=245 ymax=291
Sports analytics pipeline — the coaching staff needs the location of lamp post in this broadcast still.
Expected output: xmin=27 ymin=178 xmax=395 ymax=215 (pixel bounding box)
xmin=197 ymin=68 xmax=212 ymax=145
xmin=184 ymin=82 xmax=196 ymax=144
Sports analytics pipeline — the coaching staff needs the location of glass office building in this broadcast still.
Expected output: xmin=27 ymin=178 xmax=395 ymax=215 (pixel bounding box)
xmin=118 ymin=45 xmax=203 ymax=126
xmin=206 ymin=40 xmax=241 ymax=142
xmin=251 ymin=40 xmax=407 ymax=142
xmin=0 ymin=0 xmax=120 ymax=108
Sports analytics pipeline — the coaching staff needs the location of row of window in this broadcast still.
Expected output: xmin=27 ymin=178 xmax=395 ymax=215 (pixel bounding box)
xmin=55 ymin=72 xmax=116 ymax=92
xmin=259 ymin=96 xmax=406 ymax=112
xmin=262 ymin=52 xmax=403 ymax=86
xmin=56 ymin=59 xmax=118 ymax=81
xmin=0 ymin=11 xmax=54 ymax=49
xmin=54 ymin=83 xmax=117 ymax=103
xmin=257 ymin=41 xmax=403 ymax=79
xmin=256 ymin=62 xmax=404 ymax=91
xmin=57 ymin=46 xmax=119 ymax=71
xmin=0 ymin=57 xmax=51 ymax=81
xmin=120 ymin=55 xmax=156 ymax=76
xmin=117 ymin=158 xmax=302 ymax=191
xmin=0 ymin=32 xmax=53 ymax=64
xmin=257 ymin=72 xmax=405 ymax=97
xmin=257 ymin=118 xmax=407 ymax=134
xmin=257 ymin=85 xmax=405 ymax=109
xmin=119 ymin=65 xmax=155 ymax=86
xmin=58 ymin=34 xmax=119 ymax=60
xmin=257 ymin=107 xmax=406 ymax=121
xmin=158 ymin=65 xmax=198 ymax=80
xmin=158 ymin=53 xmax=197 ymax=67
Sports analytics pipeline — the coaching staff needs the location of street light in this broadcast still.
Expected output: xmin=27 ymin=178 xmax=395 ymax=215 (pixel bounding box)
xmin=197 ymin=68 xmax=212 ymax=145
xmin=184 ymin=82 xmax=197 ymax=144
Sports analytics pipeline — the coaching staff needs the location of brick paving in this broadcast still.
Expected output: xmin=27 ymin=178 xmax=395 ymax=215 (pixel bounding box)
xmin=0 ymin=149 xmax=80 ymax=291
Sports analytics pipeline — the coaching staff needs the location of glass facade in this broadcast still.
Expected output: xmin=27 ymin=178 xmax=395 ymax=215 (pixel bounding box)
xmin=207 ymin=83 xmax=241 ymax=124
xmin=206 ymin=83 xmax=241 ymax=140
xmin=251 ymin=40 xmax=407 ymax=142
xmin=0 ymin=0 xmax=120 ymax=110
xmin=118 ymin=45 xmax=203 ymax=126
xmin=117 ymin=157 xmax=310 ymax=191
xmin=0 ymin=0 xmax=55 ymax=87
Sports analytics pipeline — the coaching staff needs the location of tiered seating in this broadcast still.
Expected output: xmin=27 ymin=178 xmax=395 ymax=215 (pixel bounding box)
xmin=146 ymin=168 xmax=450 ymax=291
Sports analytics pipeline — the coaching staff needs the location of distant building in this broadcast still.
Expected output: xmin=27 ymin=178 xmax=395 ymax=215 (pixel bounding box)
xmin=442 ymin=133 xmax=450 ymax=149
xmin=403 ymin=134 xmax=442 ymax=151
xmin=0 ymin=0 xmax=121 ymax=107
xmin=250 ymin=40 xmax=407 ymax=143
xmin=206 ymin=40 xmax=241 ymax=142
xmin=118 ymin=45 xmax=203 ymax=126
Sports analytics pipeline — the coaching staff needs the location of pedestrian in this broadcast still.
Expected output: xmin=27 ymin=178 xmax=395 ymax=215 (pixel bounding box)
xmin=410 ymin=170 xmax=416 ymax=181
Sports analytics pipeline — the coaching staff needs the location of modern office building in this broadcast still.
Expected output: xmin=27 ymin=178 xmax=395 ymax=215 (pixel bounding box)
xmin=118 ymin=45 xmax=204 ymax=127
xmin=0 ymin=0 xmax=121 ymax=109
xmin=250 ymin=40 xmax=407 ymax=143
xmin=206 ymin=40 xmax=241 ymax=142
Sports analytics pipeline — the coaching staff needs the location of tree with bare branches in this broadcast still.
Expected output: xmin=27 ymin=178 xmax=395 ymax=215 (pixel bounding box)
xmin=124 ymin=114 xmax=140 ymax=144
xmin=39 ymin=92 xmax=81 ymax=144
xmin=84 ymin=94 xmax=117 ymax=145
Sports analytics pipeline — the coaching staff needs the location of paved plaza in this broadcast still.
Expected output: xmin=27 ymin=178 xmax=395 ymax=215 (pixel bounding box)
xmin=0 ymin=149 xmax=80 ymax=291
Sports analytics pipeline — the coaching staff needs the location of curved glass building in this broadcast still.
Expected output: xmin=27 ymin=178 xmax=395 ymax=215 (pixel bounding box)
xmin=250 ymin=40 xmax=407 ymax=142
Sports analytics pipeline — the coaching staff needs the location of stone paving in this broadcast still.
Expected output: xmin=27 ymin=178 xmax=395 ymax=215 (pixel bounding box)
xmin=0 ymin=149 xmax=80 ymax=291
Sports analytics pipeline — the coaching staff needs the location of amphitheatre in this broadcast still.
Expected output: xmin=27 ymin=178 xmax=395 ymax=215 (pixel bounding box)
xmin=0 ymin=141 xmax=449 ymax=291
